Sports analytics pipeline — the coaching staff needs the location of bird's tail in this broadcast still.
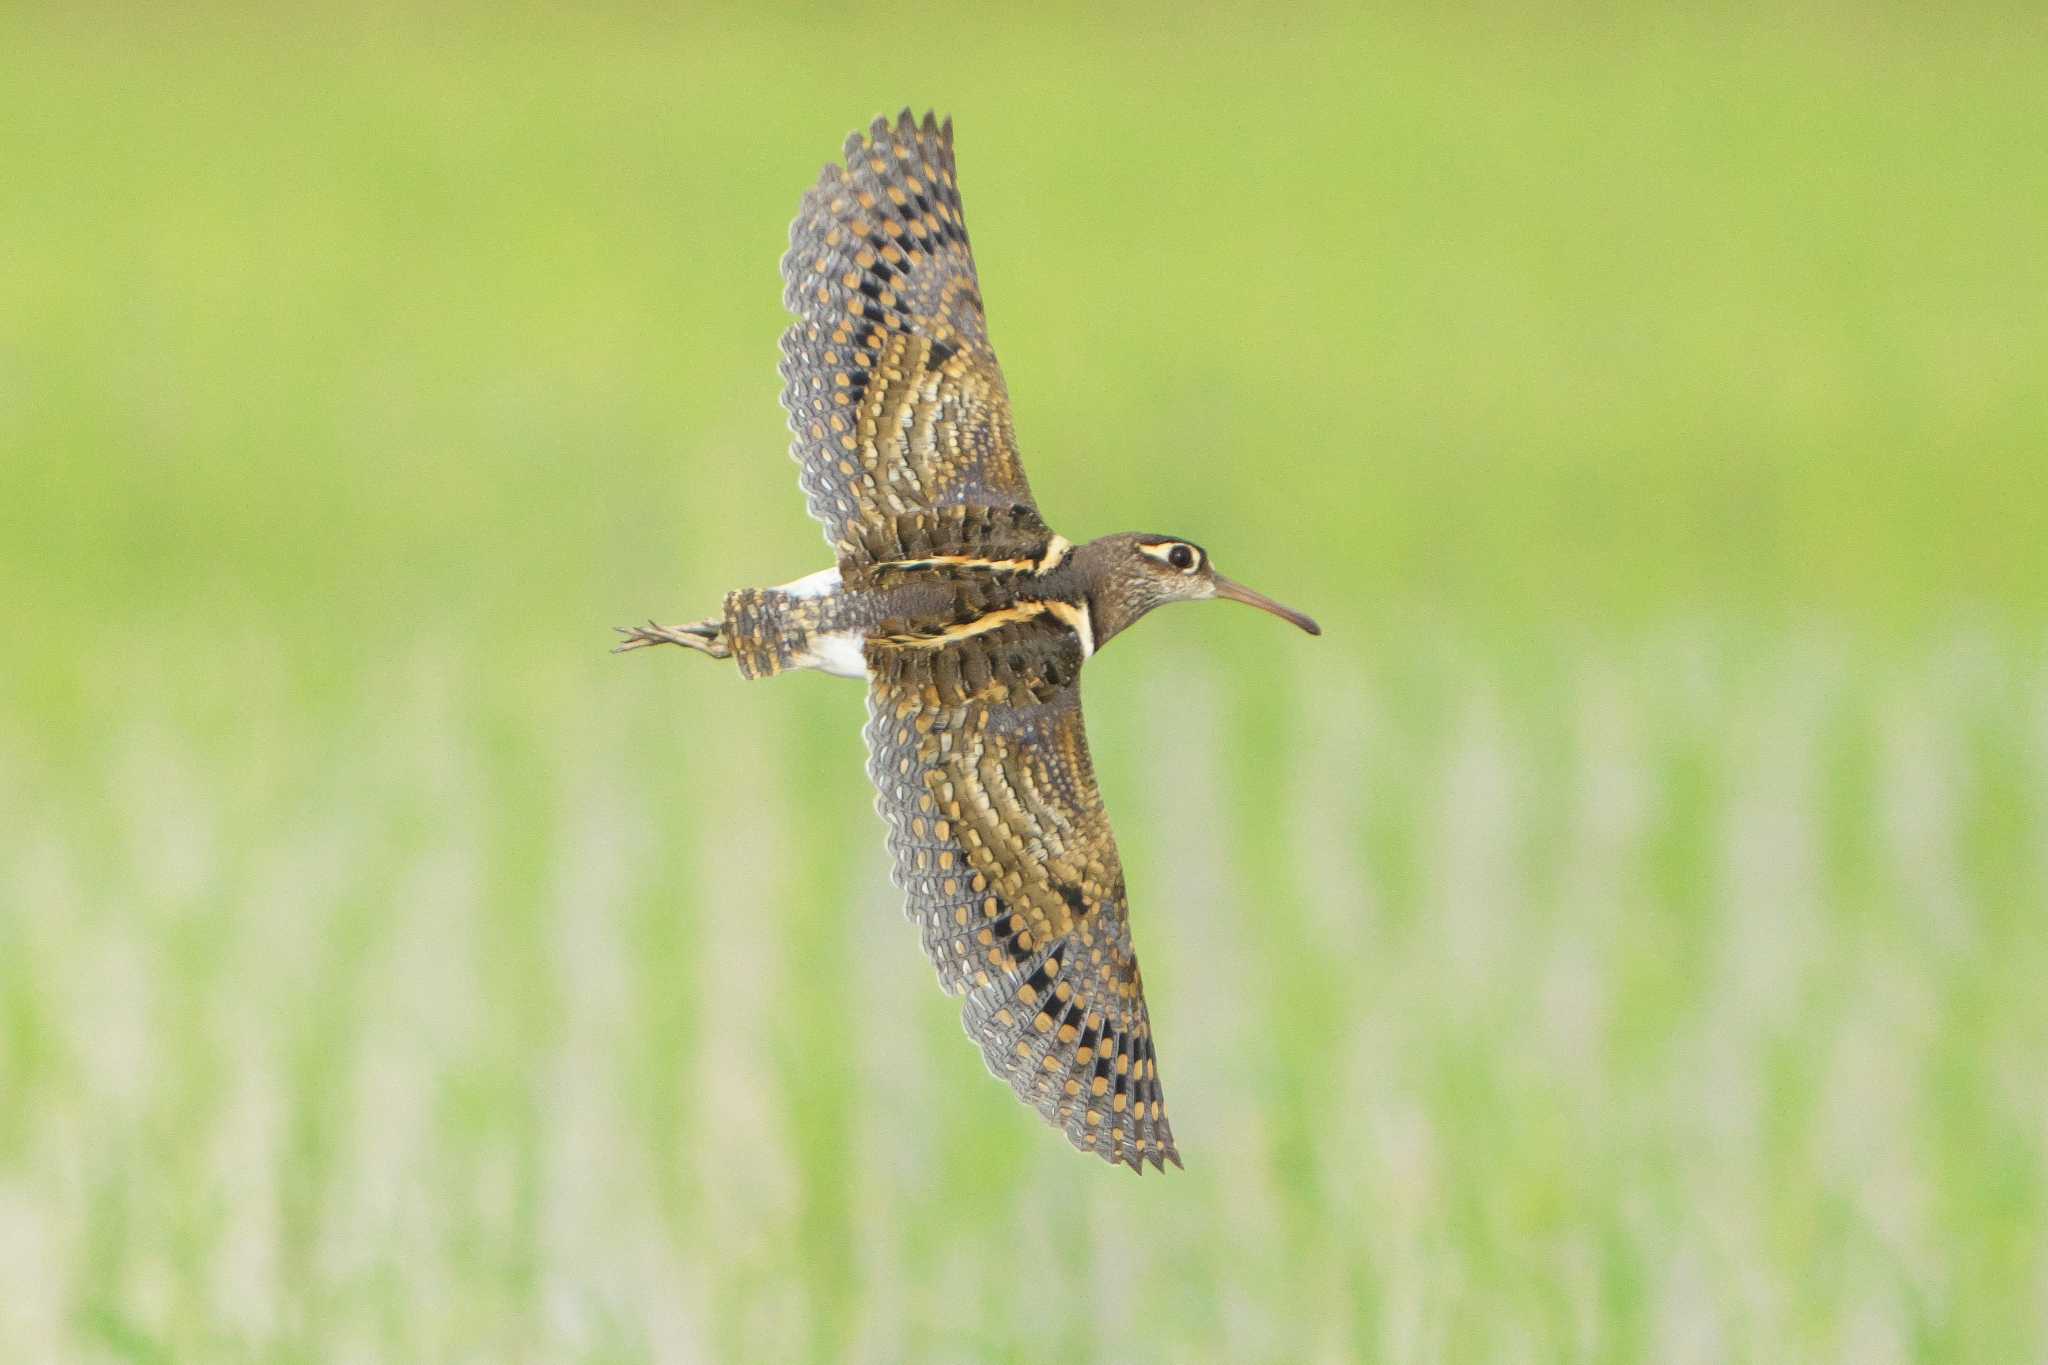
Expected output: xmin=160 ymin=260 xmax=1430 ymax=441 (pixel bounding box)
xmin=616 ymin=587 xmax=846 ymax=679
xmin=717 ymin=588 xmax=808 ymax=679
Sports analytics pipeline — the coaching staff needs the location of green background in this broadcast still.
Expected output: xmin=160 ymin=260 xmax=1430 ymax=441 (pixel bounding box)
xmin=3 ymin=5 xmax=2044 ymax=1361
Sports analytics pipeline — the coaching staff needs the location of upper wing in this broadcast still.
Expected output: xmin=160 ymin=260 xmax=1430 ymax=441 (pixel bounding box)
xmin=780 ymin=111 xmax=1042 ymax=567
xmin=863 ymin=618 xmax=1178 ymax=1172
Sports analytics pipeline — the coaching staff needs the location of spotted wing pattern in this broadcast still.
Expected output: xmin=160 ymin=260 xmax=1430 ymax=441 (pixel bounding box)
xmin=863 ymin=618 xmax=1178 ymax=1172
xmin=780 ymin=110 xmax=1039 ymax=566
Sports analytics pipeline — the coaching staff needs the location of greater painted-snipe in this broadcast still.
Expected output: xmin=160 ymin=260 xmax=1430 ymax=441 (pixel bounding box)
xmin=617 ymin=110 xmax=1318 ymax=1172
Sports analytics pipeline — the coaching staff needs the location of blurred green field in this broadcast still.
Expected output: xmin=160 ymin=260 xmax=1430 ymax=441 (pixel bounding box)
xmin=3 ymin=4 xmax=2046 ymax=1361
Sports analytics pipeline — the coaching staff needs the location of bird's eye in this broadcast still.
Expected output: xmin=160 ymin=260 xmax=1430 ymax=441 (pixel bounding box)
xmin=1167 ymin=544 xmax=1195 ymax=571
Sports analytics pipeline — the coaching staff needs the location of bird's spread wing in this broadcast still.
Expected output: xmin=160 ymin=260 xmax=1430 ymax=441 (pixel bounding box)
xmin=863 ymin=617 xmax=1178 ymax=1172
xmin=780 ymin=111 xmax=1043 ymax=567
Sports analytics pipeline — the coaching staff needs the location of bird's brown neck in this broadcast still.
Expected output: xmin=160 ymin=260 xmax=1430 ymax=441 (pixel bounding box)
xmin=1059 ymin=536 xmax=1156 ymax=653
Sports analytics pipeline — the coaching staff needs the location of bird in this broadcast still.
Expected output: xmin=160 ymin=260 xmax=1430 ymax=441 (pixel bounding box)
xmin=615 ymin=109 xmax=1319 ymax=1172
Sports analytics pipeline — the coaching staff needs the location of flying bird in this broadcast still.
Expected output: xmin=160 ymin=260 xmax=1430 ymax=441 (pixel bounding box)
xmin=617 ymin=110 xmax=1319 ymax=1172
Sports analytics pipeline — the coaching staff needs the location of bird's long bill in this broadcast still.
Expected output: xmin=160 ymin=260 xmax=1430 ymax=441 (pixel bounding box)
xmin=1213 ymin=576 xmax=1322 ymax=636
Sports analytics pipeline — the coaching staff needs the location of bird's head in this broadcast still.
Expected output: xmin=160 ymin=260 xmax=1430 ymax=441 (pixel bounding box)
xmin=1077 ymin=533 xmax=1321 ymax=649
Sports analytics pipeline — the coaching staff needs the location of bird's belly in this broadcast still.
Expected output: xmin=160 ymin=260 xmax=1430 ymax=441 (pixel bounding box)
xmin=776 ymin=565 xmax=843 ymax=599
xmin=804 ymin=629 xmax=869 ymax=679
xmin=757 ymin=565 xmax=867 ymax=678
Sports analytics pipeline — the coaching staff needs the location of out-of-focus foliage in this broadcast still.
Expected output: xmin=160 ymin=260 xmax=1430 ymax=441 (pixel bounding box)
xmin=2 ymin=5 xmax=2043 ymax=1361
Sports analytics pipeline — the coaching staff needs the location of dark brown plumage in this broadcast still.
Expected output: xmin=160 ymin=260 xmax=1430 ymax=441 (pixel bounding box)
xmin=617 ymin=110 xmax=1318 ymax=1172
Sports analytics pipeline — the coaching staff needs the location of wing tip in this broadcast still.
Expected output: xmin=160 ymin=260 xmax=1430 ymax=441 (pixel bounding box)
xmin=1104 ymin=1138 xmax=1182 ymax=1175
xmin=848 ymin=107 xmax=955 ymax=159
